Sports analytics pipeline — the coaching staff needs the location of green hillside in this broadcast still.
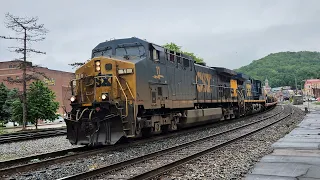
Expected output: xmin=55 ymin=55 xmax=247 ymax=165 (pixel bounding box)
xmin=235 ymin=51 xmax=320 ymax=88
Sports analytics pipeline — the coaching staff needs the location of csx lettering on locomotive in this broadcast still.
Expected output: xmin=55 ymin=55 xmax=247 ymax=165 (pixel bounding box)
xmin=196 ymin=72 xmax=212 ymax=93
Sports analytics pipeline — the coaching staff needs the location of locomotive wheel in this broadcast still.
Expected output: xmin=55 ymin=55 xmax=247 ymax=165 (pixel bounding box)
xmin=161 ymin=125 xmax=169 ymax=134
xmin=141 ymin=127 xmax=152 ymax=138
xmin=170 ymin=119 xmax=178 ymax=131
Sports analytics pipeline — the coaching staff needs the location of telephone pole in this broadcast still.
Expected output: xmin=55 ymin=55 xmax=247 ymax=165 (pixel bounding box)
xmin=294 ymin=74 xmax=298 ymax=95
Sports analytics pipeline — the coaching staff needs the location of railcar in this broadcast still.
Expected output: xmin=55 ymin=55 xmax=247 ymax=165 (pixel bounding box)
xmin=64 ymin=37 xmax=277 ymax=146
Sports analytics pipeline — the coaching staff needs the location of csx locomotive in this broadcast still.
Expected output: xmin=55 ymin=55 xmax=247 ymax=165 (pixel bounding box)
xmin=64 ymin=37 xmax=277 ymax=146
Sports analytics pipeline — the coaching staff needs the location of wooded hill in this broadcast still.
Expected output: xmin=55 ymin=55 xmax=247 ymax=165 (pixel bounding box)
xmin=235 ymin=51 xmax=320 ymax=88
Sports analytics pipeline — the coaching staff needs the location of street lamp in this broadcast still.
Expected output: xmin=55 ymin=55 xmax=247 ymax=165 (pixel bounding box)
xmin=300 ymin=79 xmax=309 ymax=110
xmin=301 ymin=80 xmax=306 ymax=96
xmin=293 ymin=74 xmax=298 ymax=95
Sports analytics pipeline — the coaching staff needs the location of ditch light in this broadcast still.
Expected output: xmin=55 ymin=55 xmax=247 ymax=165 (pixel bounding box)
xmin=70 ymin=96 xmax=76 ymax=102
xmin=101 ymin=93 xmax=109 ymax=101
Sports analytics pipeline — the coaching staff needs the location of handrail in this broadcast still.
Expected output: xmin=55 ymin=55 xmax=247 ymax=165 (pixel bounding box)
xmin=125 ymin=81 xmax=135 ymax=100
xmin=74 ymin=75 xmax=132 ymax=118
xmin=114 ymin=76 xmax=128 ymax=117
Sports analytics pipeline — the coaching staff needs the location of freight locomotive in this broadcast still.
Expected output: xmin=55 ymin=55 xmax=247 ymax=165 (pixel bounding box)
xmin=64 ymin=37 xmax=277 ymax=146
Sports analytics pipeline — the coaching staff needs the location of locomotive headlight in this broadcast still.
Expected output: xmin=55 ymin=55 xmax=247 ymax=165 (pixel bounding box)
xmin=95 ymin=60 xmax=101 ymax=72
xmin=70 ymin=96 xmax=76 ymax=102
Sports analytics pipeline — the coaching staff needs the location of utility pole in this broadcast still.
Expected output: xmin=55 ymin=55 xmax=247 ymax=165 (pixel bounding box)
xmin=295 ymin=75 xmax=298 ymax=95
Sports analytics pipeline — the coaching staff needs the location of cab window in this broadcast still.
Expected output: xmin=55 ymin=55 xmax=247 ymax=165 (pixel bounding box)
xmin=115 ymin=45 xmax=146 ymax=59
xmin=92 ymin=49 xmax=112 ymax=57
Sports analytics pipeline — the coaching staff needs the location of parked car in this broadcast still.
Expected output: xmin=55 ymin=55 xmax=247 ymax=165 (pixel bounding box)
xmin=4 ymin=121 xmax=19 ymax=127
xmin=53 ymin=116 xmax=64 ymax=123
xmin=309 ymin=97 xmax=317 ymax=101
xmin=43 ymin=116 xmax=64 ymax=124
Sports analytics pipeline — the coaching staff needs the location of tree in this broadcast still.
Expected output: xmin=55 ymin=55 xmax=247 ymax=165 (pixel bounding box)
xmin=0 ymin=83 xmax=9 ymax=125
xmin=235 ymin=51 xmax=320 ymax=88
xmin=183 ymin=51 xmax=205 ymax=65
xmin=3 ymin=88 xmax=20 ymax=125
xmin=1 ymin=13 xmax=49 ymax=129
xmin=69 ymin=58 xmax=91 ymax=69
xmin=69 ymin=62 xmax=85 ymax=69
xmin=11 ymin=99 xmax=23 ymax=125
xmin=27 ymin=81 xmax=59 ymax=129
xmin=163 ymin=42 xmax=206 ymax=65
xmin=163 ymin=42 xmax=182 ymax=52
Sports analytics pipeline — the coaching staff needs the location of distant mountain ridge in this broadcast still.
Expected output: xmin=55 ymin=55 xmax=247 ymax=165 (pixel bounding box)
xmin=235 ymin=51 xmax=320 ymax=88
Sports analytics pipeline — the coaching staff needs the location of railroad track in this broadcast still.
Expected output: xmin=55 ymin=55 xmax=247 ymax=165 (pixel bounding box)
xmin=0 ymin=128 xmax=67 ymax=144
xmin=0 ymin=106 xmax=279 ymax=179
xmin=55 ymin=105 xmax=290 ymax=180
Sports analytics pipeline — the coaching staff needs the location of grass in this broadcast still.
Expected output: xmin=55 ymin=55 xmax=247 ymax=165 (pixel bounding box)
xmin=0 ymin=127 xmax=8 ymax=135
xmin=313 ymin=101 xmax=320 ymax=105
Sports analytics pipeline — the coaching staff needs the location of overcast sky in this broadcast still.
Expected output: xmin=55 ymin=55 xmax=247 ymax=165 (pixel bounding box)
xmin=1 ymin=0 xmax=320 ymax=72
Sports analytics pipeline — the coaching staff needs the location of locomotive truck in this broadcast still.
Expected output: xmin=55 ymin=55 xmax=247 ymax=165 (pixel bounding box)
xmin=64 ymin=37 xmax=277 ymax=146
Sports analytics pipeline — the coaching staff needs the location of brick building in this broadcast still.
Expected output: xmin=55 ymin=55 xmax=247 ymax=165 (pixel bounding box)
xmin=0 ymin=60 xmax=75 ymax=117
xmin=304 ymin=79 xmax=320 ymax=97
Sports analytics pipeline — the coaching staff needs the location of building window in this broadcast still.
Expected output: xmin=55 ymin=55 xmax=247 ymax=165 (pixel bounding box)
xmin=43 ymin=78 xmax=56 ymax=86
xmin=9 ymin=65 xmax=18 ymax=69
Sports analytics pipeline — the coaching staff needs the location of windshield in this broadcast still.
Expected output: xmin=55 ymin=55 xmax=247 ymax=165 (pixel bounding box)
xmin=115 ymin=45 xmax=146 ymax=59
xmin=92 ymin=49 xmax=112 ymax=58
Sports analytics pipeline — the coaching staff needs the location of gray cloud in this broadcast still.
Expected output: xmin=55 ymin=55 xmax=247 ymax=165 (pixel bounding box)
xmin=1 ymin=0 xmax=320 ymax=72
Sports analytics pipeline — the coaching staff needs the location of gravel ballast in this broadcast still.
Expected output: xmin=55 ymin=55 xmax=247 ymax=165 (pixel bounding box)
xmin=159 ymin=105 xmax=305 ymax=180
xmin=0 ymin=136 xmax=83 ymax=161
xmin=4 ymin=106 xmax=283 ymax=180
xmin=95 ymin=106 xmax=291 ymax=179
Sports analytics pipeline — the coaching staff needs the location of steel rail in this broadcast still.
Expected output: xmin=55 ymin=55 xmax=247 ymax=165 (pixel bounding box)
xmin=0 ymin=129 xmax=67 ymax=144
xmin=0 ymin=127 xmax=66 ymax=137
xmin=0 ymin=146 xmax=91 ymax=170
xmin=57 ymin=105 xmax=284 ymax=180
xmin=130 ymin=106 xmax=293 ymax=180
xmin=0 ymin=105 xmax=278 ymax=178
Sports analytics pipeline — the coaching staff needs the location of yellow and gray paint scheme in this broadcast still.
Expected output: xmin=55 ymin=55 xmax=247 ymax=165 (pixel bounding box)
xmin=64 ymin=37 xmax=276 ymax=146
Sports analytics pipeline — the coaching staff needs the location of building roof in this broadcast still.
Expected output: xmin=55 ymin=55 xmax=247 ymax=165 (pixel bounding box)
xmin=0 ymin=60 xmax=74 ymax=74
xmin=305 ymin=79 xmax=320 ymax=83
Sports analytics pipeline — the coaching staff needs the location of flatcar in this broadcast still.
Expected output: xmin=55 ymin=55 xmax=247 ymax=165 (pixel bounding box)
xmin=64 ymin=37 xmax=277 ymax=146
